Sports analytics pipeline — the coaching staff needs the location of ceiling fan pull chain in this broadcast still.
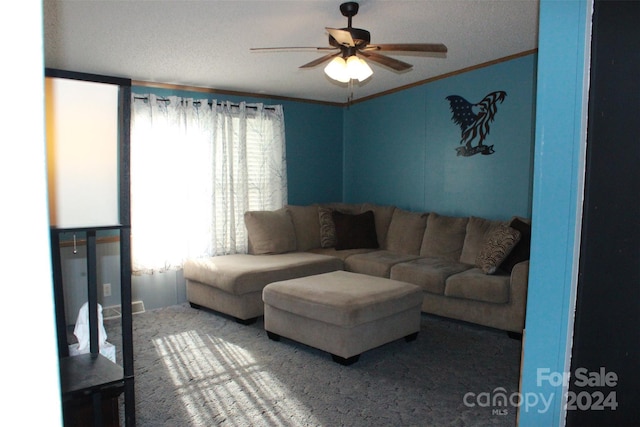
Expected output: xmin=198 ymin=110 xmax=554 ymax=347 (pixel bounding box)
xmin=347 ymin=79 xmax=354 ymax=105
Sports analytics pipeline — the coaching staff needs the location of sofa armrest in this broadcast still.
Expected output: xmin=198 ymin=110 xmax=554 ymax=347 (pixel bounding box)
xmin=509 ymin=260 xmax=530 ymax=310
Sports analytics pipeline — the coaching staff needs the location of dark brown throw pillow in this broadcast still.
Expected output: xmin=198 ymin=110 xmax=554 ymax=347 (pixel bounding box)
xmin=499 ymin=218 xmax=532 ymax=272
xmin=332 ymin=210 xmax=379 ymax=250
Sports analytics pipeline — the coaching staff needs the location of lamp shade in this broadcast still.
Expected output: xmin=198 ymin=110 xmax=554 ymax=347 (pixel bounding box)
xmin=324 ymin=57 xmax=350 ymax=83
xmin=346 ymin=56 xmax=373 ymax=82
xmin=45 ymin=77 xmax=120 ymax=228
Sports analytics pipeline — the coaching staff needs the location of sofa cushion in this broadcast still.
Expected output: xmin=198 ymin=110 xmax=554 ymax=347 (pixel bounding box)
xmin=476 ymin=224 xmax=521 ymax=274
xmin=318 ymin=207 xmax=336 ymax=248
xmin=386 ymin=208 xmax=429 ymax=255
xmin=345 ymin=250 xmax=421 ymax=278
xmin=286 ymin=205 xmax=321 ymax=251
xmin=390 ymin=257 xmax=473 ymax=295
xmin=420 ymin=213 xmax=469 ymax=260
xmin=459 ymin=216 xmax=503 ymax=265
xmin=244 ymin=209 xmax=296 ymax=254
xmin=332 ymin=210 xmax=379 ymax=250
xmin=445 ymin=268 xmax=510 ymax=304
xmin=361 ymin=203 xmax=396 ymax=248
xmin=499 ymin=217 xmax=532 ymax=272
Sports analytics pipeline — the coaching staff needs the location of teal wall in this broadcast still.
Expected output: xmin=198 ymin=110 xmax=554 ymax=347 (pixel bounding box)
xmin=343 ymin=53 xmax=537 ymax=220
xmin=280 ymin=100 xmax=343 ymax=205
xmin=131 ymin=87 xmax=344 ymax=205
xmin=343 ymin=89 xmax=429 ymax=211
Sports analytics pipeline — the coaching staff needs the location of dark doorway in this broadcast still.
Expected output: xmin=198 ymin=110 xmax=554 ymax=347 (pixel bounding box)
xmin=567 ymin=1 xmax=640 ymax=426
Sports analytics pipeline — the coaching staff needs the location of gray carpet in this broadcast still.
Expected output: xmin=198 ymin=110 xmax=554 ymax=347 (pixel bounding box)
xmin=105 ymin=303 xmax=521 ymax=426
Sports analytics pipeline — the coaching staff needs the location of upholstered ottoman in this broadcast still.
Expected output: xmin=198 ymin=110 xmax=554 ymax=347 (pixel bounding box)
xmin=262 ymin=270 xmax=423 ymax=365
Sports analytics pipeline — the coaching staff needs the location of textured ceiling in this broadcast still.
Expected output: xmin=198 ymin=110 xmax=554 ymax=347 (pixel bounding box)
xmin=43 ymin=0 xmax=540 ymax=104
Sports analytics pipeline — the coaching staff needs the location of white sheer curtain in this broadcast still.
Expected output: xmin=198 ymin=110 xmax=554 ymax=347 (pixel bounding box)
xmin=130 ymin=94 xmax=287 ymax=274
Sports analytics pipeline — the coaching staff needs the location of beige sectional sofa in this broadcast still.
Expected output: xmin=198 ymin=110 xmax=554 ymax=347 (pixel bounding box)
xmin=184 ymin=203 xmax=531 ymax=333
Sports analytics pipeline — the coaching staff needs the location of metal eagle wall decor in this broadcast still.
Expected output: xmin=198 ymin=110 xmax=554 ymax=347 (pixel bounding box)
xmin=446 ymin=91 xmax=507 ymax=157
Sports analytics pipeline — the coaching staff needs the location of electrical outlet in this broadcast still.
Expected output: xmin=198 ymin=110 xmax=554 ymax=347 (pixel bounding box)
xmin=103 ymin=283 xmax=112 ymax=297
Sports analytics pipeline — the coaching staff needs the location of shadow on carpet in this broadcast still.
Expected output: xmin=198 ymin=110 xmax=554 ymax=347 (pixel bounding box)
xmin=105 ymin=303 xmax=522 ymax=426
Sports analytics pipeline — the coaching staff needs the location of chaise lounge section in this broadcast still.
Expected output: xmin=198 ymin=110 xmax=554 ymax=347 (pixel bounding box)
xmin=184 ymin=252 xmax=342 ymax=324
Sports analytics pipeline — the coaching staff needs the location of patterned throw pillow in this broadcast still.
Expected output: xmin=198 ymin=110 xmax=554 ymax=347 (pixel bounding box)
xmin=318 ymin=207 xmax=336 ymax=248
xmin=475 ymin=224 xmax=522 ymax=274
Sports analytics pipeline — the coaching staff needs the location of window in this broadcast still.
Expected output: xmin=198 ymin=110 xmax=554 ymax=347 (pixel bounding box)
xmin=130 ymin=95 xmax=287 ymax=273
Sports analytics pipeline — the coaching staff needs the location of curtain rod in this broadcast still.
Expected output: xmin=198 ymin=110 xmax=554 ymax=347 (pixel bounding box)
xmin=133 ymin=96 xmax=276 ymax=110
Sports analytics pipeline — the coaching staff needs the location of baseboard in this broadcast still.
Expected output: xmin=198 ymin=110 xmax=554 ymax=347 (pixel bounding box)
xmin=103 ymin=301 xmax=145 ymax=320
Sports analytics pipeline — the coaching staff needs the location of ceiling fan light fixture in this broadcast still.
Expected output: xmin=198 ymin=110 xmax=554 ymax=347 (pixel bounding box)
xmin=325 ymin=55 xmax=373 ymax=83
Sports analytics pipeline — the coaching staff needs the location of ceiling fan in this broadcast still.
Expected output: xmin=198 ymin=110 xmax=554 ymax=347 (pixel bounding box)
xmin=250 ymin=1 xmax=448 ymax=83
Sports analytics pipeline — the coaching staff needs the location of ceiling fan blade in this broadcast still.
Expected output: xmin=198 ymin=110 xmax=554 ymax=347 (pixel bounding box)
xmin=366 ymin=43 xmax=448 ymax=53
xmin=250 ymin=47 xmax=337 ymax=52
xmin=299 ymin=52 xmax=342 ymax=69
xmin=326 ymin=27 xmax=355 ymax=47
xmin=359 ymin=51 xmax=413 ymax=72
